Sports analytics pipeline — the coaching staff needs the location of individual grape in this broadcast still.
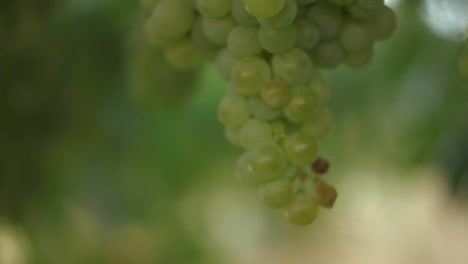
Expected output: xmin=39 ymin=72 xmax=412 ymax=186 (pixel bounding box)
xmin=164 ymin=38 xmax=201 ymax=71
xmin=227 ymin=26 xmax=263 ymax=58
xmin=314 ymin=178 xmax=337 ymax=208
xmin=243 ymin=0 xmax=286 ymax=19
xmin=192 ymin=17 xmax=221 ymax=57
xmin=310 ymin=41 xmax=344 ymax=69
xmin=347 ymin=0 xmax=384 ymax=20
xmin=202 ymin=15 xmax=237 ymax=45
xmin=237 ymin=152 xmax=261 ymax=187
xmin=339 ymin=18 xmax=373 ymax=52
xmin=306 ymin=2 xmax=343 ymax=41
xmin=225 ymin=126 xmax=241 ymax=147
xmin=144 ymin=21 xmax=181 ymax=48
xmin=312 ymin=157 xmax=330 ymax=175
xmin=307 ymin=75 xmax=332 ymax=104
xmin=257 ymin=0 xmax=297 ymax=29
xmin=215 ymin=49 xmax=237 ymax=80
xmin=295 ymin=19 xmax=320 ymax=51
xmin=231 ymin=56 xmax=271 ymax=95
xmin=301 ymin=108 xmax=334 ymax=139
xmin=295 ymin=4 xmax=308 ymax=20
xmin=248 ymin=96 xmax=283 ymax=121
xmin=196 ymin=0 xmax=232 ymax=18
xmin=284 ymin=131 xmax=320 ymax=166
xmin=284 ymin=89 xmax=320 ymax=123
xmin=239 ymin=119 xmax=274 ymax=149
xmin=344 ymin=48 xmax=374 ymax=68
xmin=259 ymin=178 xmax=294 ymax=208
xmin=258 ymin=24 xmax=297 ymax=54
xmin=327 ymin=0 xmax=355 ymax=5
xmin=217 ymin=94 xmax=250 ymax=128
xmin=284 ymin=193 xmax=319 ymax=225
xmin=147 ymin=0 xmax=195 ymax=39
xmin=232 ymin=0 xmax=259 ymax=26
xmin=272 ymin=48 xmax=316 ymax=85
xmin=260 ymin=78 xmax=290 ymax=108
xmin=247 ymin=142 xmax=288 ymax=182
xmin=371 ymin=5 xmax=397 ymax=41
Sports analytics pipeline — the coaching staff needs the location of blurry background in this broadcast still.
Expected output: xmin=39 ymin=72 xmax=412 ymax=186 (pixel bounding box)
xmin=0 ymin=0 xmax=468 ymax=263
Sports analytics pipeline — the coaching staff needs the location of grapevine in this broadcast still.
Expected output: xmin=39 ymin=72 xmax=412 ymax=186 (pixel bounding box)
xmin=140 ymin=0 xmax=397 ymax=225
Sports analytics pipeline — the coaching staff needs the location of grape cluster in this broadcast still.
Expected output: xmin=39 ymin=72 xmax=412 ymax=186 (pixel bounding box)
xmin=459 ymin=36 xmax=468 ymax=78
xmin=141 ymin=0 xmax=397 ymax=225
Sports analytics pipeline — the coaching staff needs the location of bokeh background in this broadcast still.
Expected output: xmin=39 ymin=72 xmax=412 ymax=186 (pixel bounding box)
xmin=1 ymin=0 xmax=468 ymax=263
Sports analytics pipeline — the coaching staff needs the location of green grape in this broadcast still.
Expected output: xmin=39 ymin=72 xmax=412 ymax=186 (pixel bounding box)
xmin=261 ymin=78 xmax=290 ymax=108
xmin=459 ymin=51 xmax=468 ymax=77
xmin=306 ymin=2 xmax=343 ymax=41
xmin=231 ymin=56 xmax=272 ymax=95
xmin=247 ymin=142 xmax=288 ymax=182
xmin=144 ymin=20 xmax=181 ymax=48
xmin=164 ymin=38 xmax=201 ymax=70
xmin=272 ymin=48 xmax=316 ymax=85
xmin=237 ymin=152 xmax=261 ymax=187
xmin=227 ymin=26 xmax=263 ymax=58
xmin=295 ymin=19 xmax=320 ymax=51
xmin=301 ymin=108 xmax=334 ymax=139
xmin=344 ymin=48 xmax=373 ymax=68
xmin=215 ymin=49 xmax=237 ymax=80
xmin=284 ymin=193 xmax=319 ymax=225
xmin=148 ymin=0 xmax=195 ymax=39
xmin=327 ymin=0 xmax=355 ymax=5
xmin=339 ymin=18 xmax=373 ymax=52
xmin=257 ymin=0 xmax=297 ymax=28
xmin=248 ymin=96 xmax=283 ymax=121
xmin=371 ymin=5 xmax=397 ymax=41
xmin=258 ymin=24 xmax=297 ymax=54
xmin=307 ymin=75 xmax=332 ymax=104
xmin=295 ymin=4 xmax=308 ymax=20
xmin=239 ymin=119 xmax=274 ymax=149
xmin=232 ymin=0 xmax=259 ymax=26
xmin=310 ymin=41 xmax=344 ymax=69
xmin=217 ymin=94 xmax=251 ymax=128
xmin=225 ymin=126 xmax=242 ymax=147
xmin=196 ymin=0 xmax=232 ymax=18
xmin=202 ymin=15 xmax=237 ymax=45
xmin=192 ymin=17 xmax=221 ymax=58
xmin=347 ymin=0 xmax=384 ymax=20
xmin=259 ymin=178 xmax=294 ymax=208
xmin=243 ymin=0 xmax=286 ymax=19
xmin=284 ymin=88 xmax=320 ymax=123
xmin=139 ymin=0 xmax=162 ymax=13
xmin=284 ymin=131 xmax=319 ymax=166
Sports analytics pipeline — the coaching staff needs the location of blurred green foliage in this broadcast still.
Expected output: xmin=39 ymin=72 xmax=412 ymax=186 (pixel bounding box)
xmin=0 ymin=0 xmax=467 ymax=263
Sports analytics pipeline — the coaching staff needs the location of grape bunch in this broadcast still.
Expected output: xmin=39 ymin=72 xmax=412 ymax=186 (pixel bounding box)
xmin=459 ymin=36 xmax=468 ymax=78
xmin=141 ymin=0 xmax=397 ymax=225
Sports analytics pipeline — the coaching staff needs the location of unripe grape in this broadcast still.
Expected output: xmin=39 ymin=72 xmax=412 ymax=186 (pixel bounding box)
xmin=239 ymin=119 xmax=274 ymax=149
xmin=284 ymin=89 xmax=320 ymax=123
xmin=261 ymin=78 xmax=290 ymax=108
xmin=237 ymin=152 xmax=261 ymax=187
xmin=196 ymin=0 xmax=232 ymax=18
xmin=217 ymin=94 xmax=250 ymax=128
xmin=257 ymin=0 xmax=297 ymax=28
xmin=248 ymin=97 xmax=283 ymax=121
xmin=164 ymin=38 xmax=201 ymax=70
xmin=295 ymin=19 xmax=320 ymax=51
xmin=301 ymin=108 xmax=335 ymax=139
xmin=311 ymin=41 xmax=344 ymax=69
xmin=259 ymin=178 xmax=294 ymax=208
xmin=284 ymin=193 xmax=319 ymax=225
xmin=371 ymin=5 xmax=397 ymax=41
xmin=245 ymin=143 xmax=288 ymax=182
xmin=148 ymin=0 xmax=195 ymax=39
xmin=228 ymin=26 xmax=263 ymax=58
xmin=232 ymin=0 xmax=259 ymax=26
xmin=307 ymin=75 xmax=332 ymax=104
xmin=339 ymin=18 xmax=373 ymax=52
xmin=284 ymin=131 xmax=320 ymax=166
xmin=231 ymin=57 xmax=272 ymax=95
xmin=243 ymin=0 xmax=286 ymax=19
xmin=216 ymin=49 xmax=237 ymax=80
xmin=272 ymin=48 xmax=317 ymax=85
xmin=225 ymin=126 xmax=242 ymax=147
xmin=258 ymin=24 xmax=297 ymax=54
xmin=202 ymin=15 xmax=237 ymax=45
xmin=347 ymin=0 xmax=384 ymax=20
xmin=344 ymin=48 xmax=374 ymax=68
xmin=306 ymin=2 xmax=343 ymax=41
